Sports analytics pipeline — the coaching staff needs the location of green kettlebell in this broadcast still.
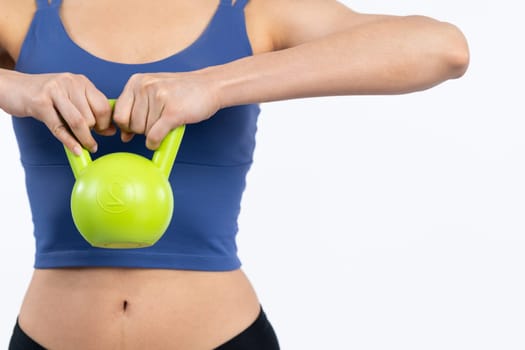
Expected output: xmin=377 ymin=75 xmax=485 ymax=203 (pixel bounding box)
xmin=65 ymin=99 xmax=185 ymax=249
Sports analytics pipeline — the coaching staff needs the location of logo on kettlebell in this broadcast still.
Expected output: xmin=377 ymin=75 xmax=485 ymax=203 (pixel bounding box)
xmin=96 ymin=176 xmax=135 ymax=214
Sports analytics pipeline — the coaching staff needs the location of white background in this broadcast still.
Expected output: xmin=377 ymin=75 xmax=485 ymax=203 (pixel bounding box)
xmin=1 ymin=0 xmax=524 ymax=349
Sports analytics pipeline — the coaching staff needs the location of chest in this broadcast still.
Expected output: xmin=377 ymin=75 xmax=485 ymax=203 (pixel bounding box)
xmin=3 ymin=0 xmax=272 ymax=65
xmin=60 ymin=0 xmax=221 ymax=64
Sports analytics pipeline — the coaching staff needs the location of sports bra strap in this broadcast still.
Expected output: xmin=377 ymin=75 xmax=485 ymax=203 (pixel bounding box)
xmin=221 ymin=0 xmax=250 ymax=9
xmin=234 ymin=0 xmax=250 ymax=8
xmin=36 ymin=0 xmax=62 ymax=9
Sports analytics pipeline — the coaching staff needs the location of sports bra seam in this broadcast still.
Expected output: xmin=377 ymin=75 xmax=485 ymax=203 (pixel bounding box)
xmin=176 ymin=160 xmax=253 ymax=168
xmin=20 ymin=160 xmax=253 ymax=168
xmin=37 ymin=250 xmax=234 ymax=258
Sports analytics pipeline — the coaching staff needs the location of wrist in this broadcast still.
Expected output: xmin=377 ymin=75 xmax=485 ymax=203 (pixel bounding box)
xmin=197 ymin=65 xmax=230 ymax=110
xmin=197 ymin=59 xmax=257 ymax=109
xmin=196 ymin=49 xmax=308 ymax=108
xmin=0 ymin=68 xmax=11 ymax=109
xmin=0 ymin=69 xmax=29 ymax=117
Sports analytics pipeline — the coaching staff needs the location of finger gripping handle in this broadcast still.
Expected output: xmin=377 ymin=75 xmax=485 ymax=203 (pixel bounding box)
xmin=65 ymin=99 xmax=185 ymax=179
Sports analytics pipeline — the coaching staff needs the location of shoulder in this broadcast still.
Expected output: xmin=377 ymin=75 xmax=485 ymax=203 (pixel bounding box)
xmin=0 ymin=0 xmax=37 ymax=64
xmin=244 ymin=0 xmax=385 ymax=50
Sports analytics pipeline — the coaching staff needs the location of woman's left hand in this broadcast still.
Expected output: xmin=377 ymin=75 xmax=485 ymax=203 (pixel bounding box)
xmin=113 ymin=71 xmax=221 ymax=150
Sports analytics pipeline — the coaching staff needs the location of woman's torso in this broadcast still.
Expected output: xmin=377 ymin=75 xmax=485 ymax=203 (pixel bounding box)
xmin=1 ymin=0 xmax=274 ymax=349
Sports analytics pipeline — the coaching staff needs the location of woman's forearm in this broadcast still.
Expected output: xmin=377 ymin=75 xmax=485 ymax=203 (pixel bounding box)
xmin=204 ymin=15 xmax=469 ymax=108
xmin=0 ymin=68 xmax=17 ymax=110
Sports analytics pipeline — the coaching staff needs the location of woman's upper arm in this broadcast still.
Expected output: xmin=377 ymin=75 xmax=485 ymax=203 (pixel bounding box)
xmin=0 ymin=0 xmax=34 ymax=69
xmin=258 ymin=0 xmax=468 ymax=73
xmin=0 ymin=0 xmax=10 ymax=68
xmin=0 ymin=17 xmax=15 ymax=69
xmin=259 ymin=0 xmax=389 ymax=50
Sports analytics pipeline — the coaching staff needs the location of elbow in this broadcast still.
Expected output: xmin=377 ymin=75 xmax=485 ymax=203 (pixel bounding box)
xmin=406 ymin=16 xmax=470 ymax=80
xmin=441 ymin=22 xmax=470 ymax=79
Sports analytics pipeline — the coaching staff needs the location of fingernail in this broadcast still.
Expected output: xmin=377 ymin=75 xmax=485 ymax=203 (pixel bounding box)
xmin=73 ymin=145 xmax=82 ymax=156
xmin=91 ymin=144 xmax=98 ymax=153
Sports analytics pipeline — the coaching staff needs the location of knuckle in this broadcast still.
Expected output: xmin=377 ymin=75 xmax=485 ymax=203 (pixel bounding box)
xmin=85 ymin=116 xmax=96 ymax=128
xmin=58 ymin=72 xmax=75 ymax=83
xmin=71 ymin=73 xmax=89 ymax=88
xmin=140 ymin=79 xmax=156 ymax=93
xmin=84 ymin=139 xmax=96 ymax=149
xmin=51 ymin=123 xmax=67 ymax=137
xmin=67 ymin=115 xmax=84 ymax=130
xmin=30 ymin=94 xmax=52 ymax=111
xmin=148 ymin=132 xmax=162 ymax=146
xmin=129 ymin=119 xmax=145 ymax=134
xmin=76 ymin=74 xmax=88 ymax=82
xmin=127 ymin=119 xmax=137 ymax=130
xmin=154 ymin=88 xmax=168 ymax=102
xmin=129 ymin=73 xmax=144 ymax=84
xmin=43 ymin=79 xmax=59 ymax=93
xmin=93 ymin=102 xmax=111 ymax=117
xmin=112 ymin=113 xmax=126 ymax=125
xmin=131 ymin=126 xmax=144 ymax=135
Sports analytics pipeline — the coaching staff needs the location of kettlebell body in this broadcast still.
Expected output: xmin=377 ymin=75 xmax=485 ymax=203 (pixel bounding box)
xmin=65 ymin=100 xmax=185 ymax=248
xmin=70 ymin=152 xmax=174 ymax=248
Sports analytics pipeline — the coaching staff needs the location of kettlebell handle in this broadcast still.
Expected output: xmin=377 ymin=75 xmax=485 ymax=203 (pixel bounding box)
xmin=152 ymin=124 xmax=185 ymax=178
xmin=65 ymin=99 xmax=185 ymax=179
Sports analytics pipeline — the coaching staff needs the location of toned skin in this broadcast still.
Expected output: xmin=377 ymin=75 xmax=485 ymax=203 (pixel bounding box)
xmin=0 ymin=0 xmax=469 ymax=349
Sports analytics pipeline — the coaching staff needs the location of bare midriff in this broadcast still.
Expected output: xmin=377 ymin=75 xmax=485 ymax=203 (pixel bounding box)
xmin=18 ymin=268 xmax=261 ymax=350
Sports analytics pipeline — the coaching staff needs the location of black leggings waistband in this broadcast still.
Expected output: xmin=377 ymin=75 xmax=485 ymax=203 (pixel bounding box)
xmin=215 ymin=307 xmax=280 ymax=349
xmin=9 ymin=308 xmax=280 ymax=350
xmin=8 ymin=319 xmax=45 ymax=350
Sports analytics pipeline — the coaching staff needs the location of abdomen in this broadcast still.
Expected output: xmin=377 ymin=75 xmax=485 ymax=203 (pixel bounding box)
xmin=18 ymin=268 xmax=261 ymax=350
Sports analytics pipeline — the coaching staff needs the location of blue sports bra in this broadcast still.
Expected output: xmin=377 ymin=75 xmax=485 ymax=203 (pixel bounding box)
xmin=13 ymin=0 xmax=259 ymax=271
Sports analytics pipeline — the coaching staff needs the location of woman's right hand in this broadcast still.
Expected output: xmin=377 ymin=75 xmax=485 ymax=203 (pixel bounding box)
xmin=0 ymin=70 xmax=113 ymax=155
